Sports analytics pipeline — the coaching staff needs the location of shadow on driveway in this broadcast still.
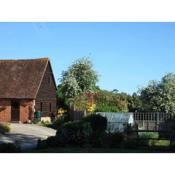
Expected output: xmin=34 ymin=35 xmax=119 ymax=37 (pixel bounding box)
xmin=0 ymin=124 xmax=56 ymax=151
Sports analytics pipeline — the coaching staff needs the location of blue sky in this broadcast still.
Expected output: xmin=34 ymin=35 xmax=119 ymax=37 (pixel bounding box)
xmin=0 ymin=22 xmax=175 ymax=94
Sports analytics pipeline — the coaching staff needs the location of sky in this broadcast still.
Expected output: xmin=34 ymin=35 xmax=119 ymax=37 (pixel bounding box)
xmin=0 ymin=22 xmax=175 ymax=94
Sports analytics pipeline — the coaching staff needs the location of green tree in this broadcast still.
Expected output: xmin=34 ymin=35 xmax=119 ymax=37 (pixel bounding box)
xmin=128 ymin=93 xmax=144 ymax=112
xmin=94 ymin=89 xmax=129 ymax=112
xmin=59 ymin=58 xmax=99 ymax=103
xmin=140 ymin=73 xmax=175 ymax=115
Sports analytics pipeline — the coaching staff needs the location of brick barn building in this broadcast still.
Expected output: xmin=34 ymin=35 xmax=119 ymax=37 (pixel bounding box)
xmin=0 ymin=58 xmax=57 ymax=123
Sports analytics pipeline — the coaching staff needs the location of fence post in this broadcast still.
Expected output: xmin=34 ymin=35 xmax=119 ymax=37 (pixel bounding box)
xmin=156 ymin=112 xmax=160 ymax=131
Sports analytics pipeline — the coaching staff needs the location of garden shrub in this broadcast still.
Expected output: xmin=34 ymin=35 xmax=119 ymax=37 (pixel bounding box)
xmin=56 ymin=121 xmax=92 ymax=146
xmin=82 ymin=114 xmax=107 ymax=147
xmin=50 ymin=116 xmax=69 ymax=129
xmin=83 ymin=114 xmax=107 ymax=134
xmin=0 ymin=123 xmax=11 ymax=134
xmin=0 ymin=143 xmax=20 ymax=153
xmin=32 ymin=118 xmax=41 ymax=124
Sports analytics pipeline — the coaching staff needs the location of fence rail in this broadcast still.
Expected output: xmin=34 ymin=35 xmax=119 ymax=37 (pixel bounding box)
xmin=134 ymin=112 xmax=173 ymax=131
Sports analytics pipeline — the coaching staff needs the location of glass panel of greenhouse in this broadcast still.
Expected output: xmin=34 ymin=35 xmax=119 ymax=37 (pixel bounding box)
xmin=96 ymin=112 xmax=134 ymax=133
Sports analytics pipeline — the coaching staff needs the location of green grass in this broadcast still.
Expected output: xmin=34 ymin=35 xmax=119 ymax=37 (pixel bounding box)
xmin=148 ymin=140 xmax=170 ymax=147
xmin=138 ymin=132 xmax=159 ymax=139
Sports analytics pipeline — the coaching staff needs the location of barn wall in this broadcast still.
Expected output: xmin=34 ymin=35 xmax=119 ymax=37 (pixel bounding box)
xmin=20 ymin=100 xmax=35 ymax=123
xmin=35 ymin=63 xmax=57 ymax=117
xmin=0 ymin=99 xmax=11 ymax=122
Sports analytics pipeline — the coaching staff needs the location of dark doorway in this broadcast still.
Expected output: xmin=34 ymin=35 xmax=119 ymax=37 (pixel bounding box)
xmin=11 ymin=100 xmax=20 ymax=121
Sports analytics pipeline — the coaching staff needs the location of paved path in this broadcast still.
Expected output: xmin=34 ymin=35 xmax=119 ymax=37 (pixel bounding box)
xmin=0 ymin=124 xmax=56 ymax=151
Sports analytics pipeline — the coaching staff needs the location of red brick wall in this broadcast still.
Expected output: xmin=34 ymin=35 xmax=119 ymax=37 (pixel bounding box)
xmin=0 ymin=99 xmax=34 ymax=123
xmin=35 ymin=63 xmax=57 ymax=117
xmin=0 ymin=99 xmax=11 ymax=122
xmin=20 ymin=100 xmax=34 ymax=123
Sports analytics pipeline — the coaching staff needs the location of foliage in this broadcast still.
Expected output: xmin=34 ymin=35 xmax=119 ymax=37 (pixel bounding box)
xmin=0 ymin=123 xmax=11 ymax=133
xmin=73 ymin=93 xmax=88 ymax=111
xmin=82 ymin=114 xmax=108 ymax=147
xmin=60 ymin=72 xmax=81 ymax=100
xmin=139 ymin=73 xmax=175 ymax=115
xmin=56 ymin=85 xmax=69 ymax=109
xmin=57 ymin=108 xmax=67 ymax=117
xmin=0 ymin=143 xmax=20 ymax=153
xmin=72 ymin=92 xmax=96 ymax=113
xmin=38 ymin=114 xmax=107 ymax=148
xmin=86 ymin=102 xmax=96 ymax=113
xmin=83 ymin=114 xmax=107 ymax=134
xmin=31 ymin=118 xmax=41 ymax=124
xmin=49 ymin=116 xmax=69 ymax=129
xmin=59 ymin=58 xmax=99 ymax=103
xmin=128 ymin=93 xmax=144 ymax=112
xmin=55 ymin=121 xmax=92 ymax=146
xmin=94 ymin=90 xmax=129 ymax=112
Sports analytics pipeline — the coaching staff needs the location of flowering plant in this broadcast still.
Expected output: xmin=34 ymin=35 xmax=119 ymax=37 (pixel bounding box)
xmin=86 ymin=102 xmax=96 ymax=113
xmin=58 ymin=108 xmax=67 ymax=116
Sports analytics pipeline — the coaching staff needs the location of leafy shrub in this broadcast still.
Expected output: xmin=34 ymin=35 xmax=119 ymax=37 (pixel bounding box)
xmin=41 ymin=120 xmax=51 ymax=126
xmin=32 ymin=118 xmax=41 ymax=124
xmin=0 ymin=143 xmax=20 ymax=153
xmin=50 ymin=116 xmax=69 ymax=129
xmin=56 ymin=121 xmax=92 ymax=146
xmin=83 ymin=114 xmax=107 ymax=134
xmin=0 ymin=123 xmax=11 ymax=134
xmin=95 ymin=104 xmax=119 ymax=112
xmin=82 ymin=114 xmax=107 ymax=147
xmin=94 ymin=90 xmax=129 ymax=112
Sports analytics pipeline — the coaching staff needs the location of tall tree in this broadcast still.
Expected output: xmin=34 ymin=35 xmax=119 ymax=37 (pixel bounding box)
xmin=59 ymin=58 xmax=99 ymax=103
xmin=128 ymin=93 xmax=144 ymax=112
xmin=140 ymin=73 xmax=175 ymax=115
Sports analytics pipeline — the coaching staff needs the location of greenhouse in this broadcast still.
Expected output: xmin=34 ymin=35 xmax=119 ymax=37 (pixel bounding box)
xmin=96 ymin=112 xmax=134 ymax=133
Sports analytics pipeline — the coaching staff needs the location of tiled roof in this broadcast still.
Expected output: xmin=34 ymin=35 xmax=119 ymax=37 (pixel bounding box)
xmin=0 ymin=58 xmax=50 ymax=99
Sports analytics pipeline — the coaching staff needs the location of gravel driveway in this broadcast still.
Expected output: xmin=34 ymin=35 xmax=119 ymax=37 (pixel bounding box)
xmin=0 ymin=123 xmax=56 ymax=151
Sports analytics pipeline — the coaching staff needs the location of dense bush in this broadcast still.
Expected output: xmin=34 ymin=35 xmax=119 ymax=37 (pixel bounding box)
xmin=49 ymin=116 xmax=69 ymax=129
xmin=83 ymin=114 xmax=107 ymax=134
xmin=55 ymin=120 xmax=92 ymax=146
xmin=0 ymin=123 xmax=11 ymax=134
xmin=0 ymin=143 xmax=20 ymax=153
xmin=37 ymin=114 xmax=107 ymax=148
xmin=94 ymin=90 xmax=129 ymax=112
